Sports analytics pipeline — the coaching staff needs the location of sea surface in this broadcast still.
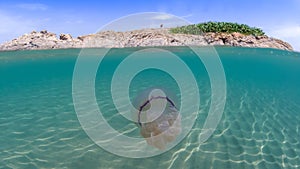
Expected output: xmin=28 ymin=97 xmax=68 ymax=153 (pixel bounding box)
xmin=0 ymin=47 xmax=299 ymax=169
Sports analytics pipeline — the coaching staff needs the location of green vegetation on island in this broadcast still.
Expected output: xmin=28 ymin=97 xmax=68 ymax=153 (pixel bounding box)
xmin=170 ymin=22 xmax=265 ymax=36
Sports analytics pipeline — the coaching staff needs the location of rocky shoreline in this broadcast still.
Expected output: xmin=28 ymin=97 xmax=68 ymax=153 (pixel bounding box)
xmin=0 ymin=28 xmax=293 ymax=51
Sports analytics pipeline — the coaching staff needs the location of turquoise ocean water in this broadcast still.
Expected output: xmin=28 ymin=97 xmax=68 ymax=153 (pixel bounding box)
xmin=0 ymin=47 xmax=299 ymax=168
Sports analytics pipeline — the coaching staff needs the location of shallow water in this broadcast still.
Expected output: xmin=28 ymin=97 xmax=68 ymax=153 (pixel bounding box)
xmin=0 ymin=47 xmax=299 ymax=168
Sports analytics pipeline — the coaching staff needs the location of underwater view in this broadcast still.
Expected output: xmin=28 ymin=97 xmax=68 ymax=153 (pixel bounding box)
xmin=0 ymin=46 xmax=299 ymax=168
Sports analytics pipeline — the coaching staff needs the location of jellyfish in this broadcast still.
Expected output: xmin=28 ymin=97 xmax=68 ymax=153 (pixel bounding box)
xmin=136 ymin=89 xmax=181 ymax=150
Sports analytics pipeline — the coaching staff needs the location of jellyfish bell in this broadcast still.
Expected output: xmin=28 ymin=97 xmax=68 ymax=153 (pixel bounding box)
xmin=136 ymin=89 xmax=182 ymax=150
xmin=140 ymin=109 xmax=182 ymax=150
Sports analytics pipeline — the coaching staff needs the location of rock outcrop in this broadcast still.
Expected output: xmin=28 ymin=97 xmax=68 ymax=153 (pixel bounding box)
xmin=203 ymin=32 xmax=293 ymax=50
xmin=59 ymin=33 xmax=73 ymax=41
xmin=0 ymin=28 xmax=293 ymax=51
xmin=0 ymin=30 xmax=82 ymax=51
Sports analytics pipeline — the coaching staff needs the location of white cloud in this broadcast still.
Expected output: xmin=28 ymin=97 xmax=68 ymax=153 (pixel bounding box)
xmin=151 ymin=14 xmax=174 ymax=20
xmin=0 ymin=11 xmax=38 ymax=43
xmin=16 ymin=3 xmax=48 ymax=11
xmin=0 ymin=11 xmax=90 ymax=44
xmin=180 ymin=14 xmax=193 ymax=19
xmin=268 ymin=25 xmax=300 ymax=52
xmin=270 ymin=25 xmax=300 ymax=38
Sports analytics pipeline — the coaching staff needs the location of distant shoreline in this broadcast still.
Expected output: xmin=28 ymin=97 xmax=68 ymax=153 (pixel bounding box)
xmin=0 ymin=28 xmax=293 ymax=51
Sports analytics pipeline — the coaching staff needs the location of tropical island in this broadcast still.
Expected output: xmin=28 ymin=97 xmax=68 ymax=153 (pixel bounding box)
xmin=0 ymin=22 xmax=293 ymax=51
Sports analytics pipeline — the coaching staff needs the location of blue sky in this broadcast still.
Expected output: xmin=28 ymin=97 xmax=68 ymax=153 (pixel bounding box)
xmin=0 ymin=0 xmax=299 ymax=51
